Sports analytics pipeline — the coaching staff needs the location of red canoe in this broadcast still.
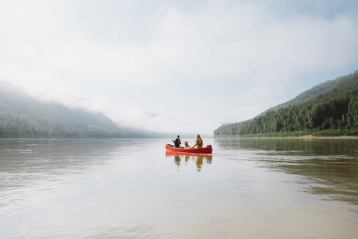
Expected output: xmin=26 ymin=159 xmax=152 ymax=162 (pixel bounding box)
xmin=165 ymin=144 xmax=213 ymax=155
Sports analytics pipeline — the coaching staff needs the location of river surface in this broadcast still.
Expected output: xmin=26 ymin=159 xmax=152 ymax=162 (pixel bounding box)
xmin=0 ymin=138 xmax=358 ymax=239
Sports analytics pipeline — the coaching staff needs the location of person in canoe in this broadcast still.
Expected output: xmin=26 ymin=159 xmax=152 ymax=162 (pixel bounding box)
xmin=172 ymin=135 xmax=181 ymax=148
xmin=191 ymin=134 xmax=203 ymax=149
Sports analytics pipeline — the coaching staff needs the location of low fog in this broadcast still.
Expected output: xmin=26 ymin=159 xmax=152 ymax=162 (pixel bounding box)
xmin=1 ymin=0 xmax=358 ymax=134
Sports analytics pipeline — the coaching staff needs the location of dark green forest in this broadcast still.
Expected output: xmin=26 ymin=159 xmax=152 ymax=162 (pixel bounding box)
xmin=0 ymin=84 xmax=150 ymax=138
xmin=214 ymin=71 xmax=358 ymax=136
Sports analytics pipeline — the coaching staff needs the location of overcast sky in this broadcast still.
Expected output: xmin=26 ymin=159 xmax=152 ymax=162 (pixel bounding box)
xmin=1 ymin=0 xmax=358 ymax=134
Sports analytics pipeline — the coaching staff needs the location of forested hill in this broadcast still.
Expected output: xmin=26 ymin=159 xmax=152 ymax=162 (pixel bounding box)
xmin=0 ymin=84 xmax=149 ymax=138
xmin=214 ymin=71 xmax=358 ymax=136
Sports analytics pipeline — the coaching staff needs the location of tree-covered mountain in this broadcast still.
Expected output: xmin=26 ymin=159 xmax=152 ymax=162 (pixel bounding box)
xmin=214 ymin=71 xmax=358 ymax=136
xmin=0 ymin=84 xmax=149 ymax=138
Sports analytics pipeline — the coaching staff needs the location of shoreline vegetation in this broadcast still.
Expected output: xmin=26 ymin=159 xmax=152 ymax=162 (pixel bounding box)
xmin=0 ymin=84 xmax=155 ymax=138
xmin=214 ymin=129 xmax=358 ymax=138
xmin=214 ymin=71 xmax=358 ymax=137
xmin=214 ymin=134 xmax=358 ymax=140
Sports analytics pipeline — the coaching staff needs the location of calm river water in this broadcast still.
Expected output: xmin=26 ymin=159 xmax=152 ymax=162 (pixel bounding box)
xmin=0 ymin=138 xmax=358 ymax=238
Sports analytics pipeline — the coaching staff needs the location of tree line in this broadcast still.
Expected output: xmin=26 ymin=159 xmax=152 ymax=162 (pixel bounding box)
xmin=214 ymin=72 xmax=358 ymax=136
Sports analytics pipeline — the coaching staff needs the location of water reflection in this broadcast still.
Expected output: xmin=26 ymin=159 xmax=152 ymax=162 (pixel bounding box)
xmin=215 ymin=137 xmax=358 ymax=205
xmin=215 ymin=137 xmax=358 ymax=156
xmin=0 ymin=138 xmax=136 ymax=206
xmin=165 ymin=152 xmax=213 ymax=171
xmin=0 ymin=139 xmax=135 ymax=177
xmin=1 ymin=138 xmax=358 ymax=238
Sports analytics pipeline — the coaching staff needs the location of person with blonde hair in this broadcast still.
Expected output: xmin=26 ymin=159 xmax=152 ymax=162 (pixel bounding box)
xmin=192 ymin=134 xmax=203 ymax=149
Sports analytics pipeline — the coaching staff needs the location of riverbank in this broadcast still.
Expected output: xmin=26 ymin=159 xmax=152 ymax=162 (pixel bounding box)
xmin=215 ymin=135 xmax=358 ymax=140
xmin=214 ymin=129 xmax=358 ymax=139
xmin=296 ymin=135 xmax=358 ymax=140
xmin=274 ymin=135 xmax=358 ymax=140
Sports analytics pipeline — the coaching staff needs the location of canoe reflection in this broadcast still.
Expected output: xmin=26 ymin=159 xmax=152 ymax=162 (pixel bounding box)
xmin=165 ymin=152 xmax=213 ymax=171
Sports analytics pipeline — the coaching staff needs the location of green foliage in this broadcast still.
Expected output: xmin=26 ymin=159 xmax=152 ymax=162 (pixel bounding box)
xmin=0 ymin=85 xmax=148 ymax=138
xmin=214 ymin=71 xmax=358 ymax=136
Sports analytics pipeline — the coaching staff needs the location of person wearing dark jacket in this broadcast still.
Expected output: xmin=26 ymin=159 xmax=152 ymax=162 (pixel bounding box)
xmin=173 ymin=135 xmax=181 ymax=148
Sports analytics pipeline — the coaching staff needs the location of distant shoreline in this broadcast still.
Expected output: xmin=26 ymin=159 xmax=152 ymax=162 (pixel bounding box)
xmin=214 ymin=135 xmax=358 ymax=140
xmin=292 ymin=135 xmax=358 ymax=140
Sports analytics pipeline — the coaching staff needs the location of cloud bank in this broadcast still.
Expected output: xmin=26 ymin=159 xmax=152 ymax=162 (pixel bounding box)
xmin=1 ymin=0 xmax=357 ymax=134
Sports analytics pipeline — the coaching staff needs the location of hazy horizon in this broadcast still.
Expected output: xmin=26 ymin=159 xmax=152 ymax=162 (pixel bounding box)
xmin=1 ymin=0 xmax=358 ymax=134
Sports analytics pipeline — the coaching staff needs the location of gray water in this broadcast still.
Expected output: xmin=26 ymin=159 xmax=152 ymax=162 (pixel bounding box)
xmin=0 ymin=138 xmax=358 ymax=239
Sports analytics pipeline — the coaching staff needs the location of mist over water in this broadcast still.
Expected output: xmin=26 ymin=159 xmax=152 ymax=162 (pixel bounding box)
xmin=0 ymin=138 xmax=357 ymax=238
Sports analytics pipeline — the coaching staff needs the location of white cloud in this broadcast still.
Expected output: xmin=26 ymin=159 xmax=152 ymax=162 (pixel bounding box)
xmin=0 ymin=0 xmax=357 ymax=134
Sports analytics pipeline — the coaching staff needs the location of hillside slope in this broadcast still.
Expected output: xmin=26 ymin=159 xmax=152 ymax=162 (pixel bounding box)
xmin=214 ymin=71 xmax=358 ymax=136
xmin=0 ymin=85 xmax=147 ymax=138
